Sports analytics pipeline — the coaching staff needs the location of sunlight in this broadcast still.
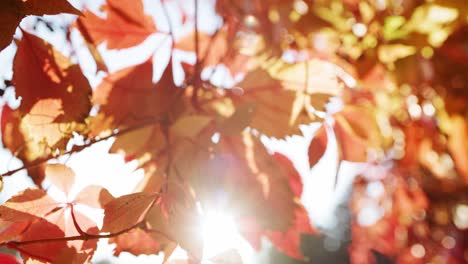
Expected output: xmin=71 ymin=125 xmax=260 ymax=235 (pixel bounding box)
xmin=201 ymin=210 xmax=254 ymax=263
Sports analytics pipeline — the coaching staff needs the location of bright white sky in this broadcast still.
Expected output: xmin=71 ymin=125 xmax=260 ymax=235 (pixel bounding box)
xmin=0 ymin=0 xmax=373 ymax=263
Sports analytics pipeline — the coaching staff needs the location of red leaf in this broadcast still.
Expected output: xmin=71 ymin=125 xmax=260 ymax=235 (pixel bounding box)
xmin=0 ymin=222 xmax=29 ymax=244
xmin=0 ymin=0 xmax=80 ymax=51
xmin=308 ymin=125 xmax=328 ymax=169
xmin=17 ymin=219 xmax=67 ymax=262
xmin=273 ymin=153 xmax=303 ymax=198
xmin=102 ymin=192 xmax=158 ymax=233
xmin=0 ymin=189 xmax=58 ymax=222
xmin=267 ymin=204 xmax=316 ymax=260
xmin=77 ymin=0 xmax=156 ymax=49
xmin=0 ymin=253 xmax=20 ymax=264
xmin=13 ymin=31 xmax=91 ymax=120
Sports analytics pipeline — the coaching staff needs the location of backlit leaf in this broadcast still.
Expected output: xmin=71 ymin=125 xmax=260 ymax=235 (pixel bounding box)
xmin=102 ymin=192 xmax=158 ymax=233
xmin=0 ymin=0 xmax=80 ymax=51
xmin=77 ymin=0 xmax=156 ymax=49
xmin=45 ymin=164 xmax=75 ymax=196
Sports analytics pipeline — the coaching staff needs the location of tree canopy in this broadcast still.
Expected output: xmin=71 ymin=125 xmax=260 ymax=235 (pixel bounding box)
xmin=0 ymin=0 xmax=467 ymax=263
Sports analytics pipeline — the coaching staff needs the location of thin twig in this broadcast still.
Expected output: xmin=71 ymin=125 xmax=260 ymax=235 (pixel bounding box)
xmin=1 ymin=117 xmax=163 ymax=178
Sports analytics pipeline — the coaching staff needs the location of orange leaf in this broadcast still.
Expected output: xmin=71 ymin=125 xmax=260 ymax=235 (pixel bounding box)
xmin=334 ymin=115 xmax=368 ymax=162
xmin=109 ymin=228 xmax=160 ymax=256
xmin=45 ymin=164 xmax=75 ymax=196
xmin=232 ymin=68 xmax=300 ymax=138
xmin=277 ymin=59 xmax=343 ymax=95
xmin=170 ymin=115 xmax=213 ymax=139
xmin=447 ymin=115 xmax=468 ymax=183
xmin=219 ymin=102 xmax=257 ymax=135
xmin=146 ymin=194 xmax=203 ymax=261
xmin=102 ymin=192 xmax=158 ymax=233
xmin=77 ymin=0 xmax=156 ymax=49
xmin=333 ymin=106 xmax=381 ymax=163
xmin=1 ymin=105 xmax=24 ymax=157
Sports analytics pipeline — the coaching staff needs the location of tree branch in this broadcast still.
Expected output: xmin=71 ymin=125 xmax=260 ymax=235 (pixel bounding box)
xmin=1 ymin=117 xmax=163 ymax=178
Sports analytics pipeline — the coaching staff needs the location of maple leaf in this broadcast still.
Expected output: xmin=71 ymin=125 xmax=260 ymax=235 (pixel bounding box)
xmin=2 ymin=31 xmax=92 ymax=169
xmin=229 ymin=67 xmax=300 ymax=138
xmin=228 ymin=59 xmax=343 ymax=138
xmin=0 ymin=188 xmax=97 ymax=263
xmin=333 ymin=106 xmax=382 ymax=162
xmin=73 ymin=185 xmax=114 ymax=209
xmin=0 ymin=165 xmax=111 ymax=263
xmin=109 ymin=228 xmax=160 ymax=256
xmin=0 ymin=0 xmax=80 ymax=51
xmin=76 ymin=0 xmax=156 ymax=50
xmin=101 ymin=192 xmax=158 ymax=233
xmin=0 ymin=189 xmax=58 ymax=223
xmin=91 ymin=60 xmax=178 ymax=133
xmin=16 ymin=219 xmax=68 ymax=262
xmin=145 ymin=180 xmax=203 ymax=261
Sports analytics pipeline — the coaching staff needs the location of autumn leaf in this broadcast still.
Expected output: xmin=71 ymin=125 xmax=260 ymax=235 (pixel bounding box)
xmin=45 ymin=164 xmax=75 ymax=196
xmin=73 ymin=185 xmax=114 ymax=209
xmin=146 ymin=180 xmax=203 ymax=261
xmin=266 ymin=203 xmax=315 ymax=260
xmin=77 ymin=0 xmax=156 ymax=49
xmin=92 ymin=60 xmax=177 ymax=132
xmin=102 ymin=192 xmax=158 ymax=233
xmin=333 ymin=106 xmax=381 ymax=162
xmin=110 ymin=228 xmax=160 ymax=256
xmin=170 ymin=115 xmax=213 ymax=139
xmin=1 ymin=105 xmax=24 ymax=158
xmin=230 ymin=67 xmax=300 ymax=138
xmin=0 ymin=253 xmax=20 ymax=264
xmin=308 ymin=125 xmax=328 ymax=168
xmin=16 ymin=219 xmax=67 ymax=262
xmin=447 ymin=115 xmax=468 ymax=183
xmin=0 ymin=0 xmax=80 ymax=51
xmin=7 ymin=31 xmax=92 ymax=164
xmin=0 ymin=189 xmax=58 ymax=222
